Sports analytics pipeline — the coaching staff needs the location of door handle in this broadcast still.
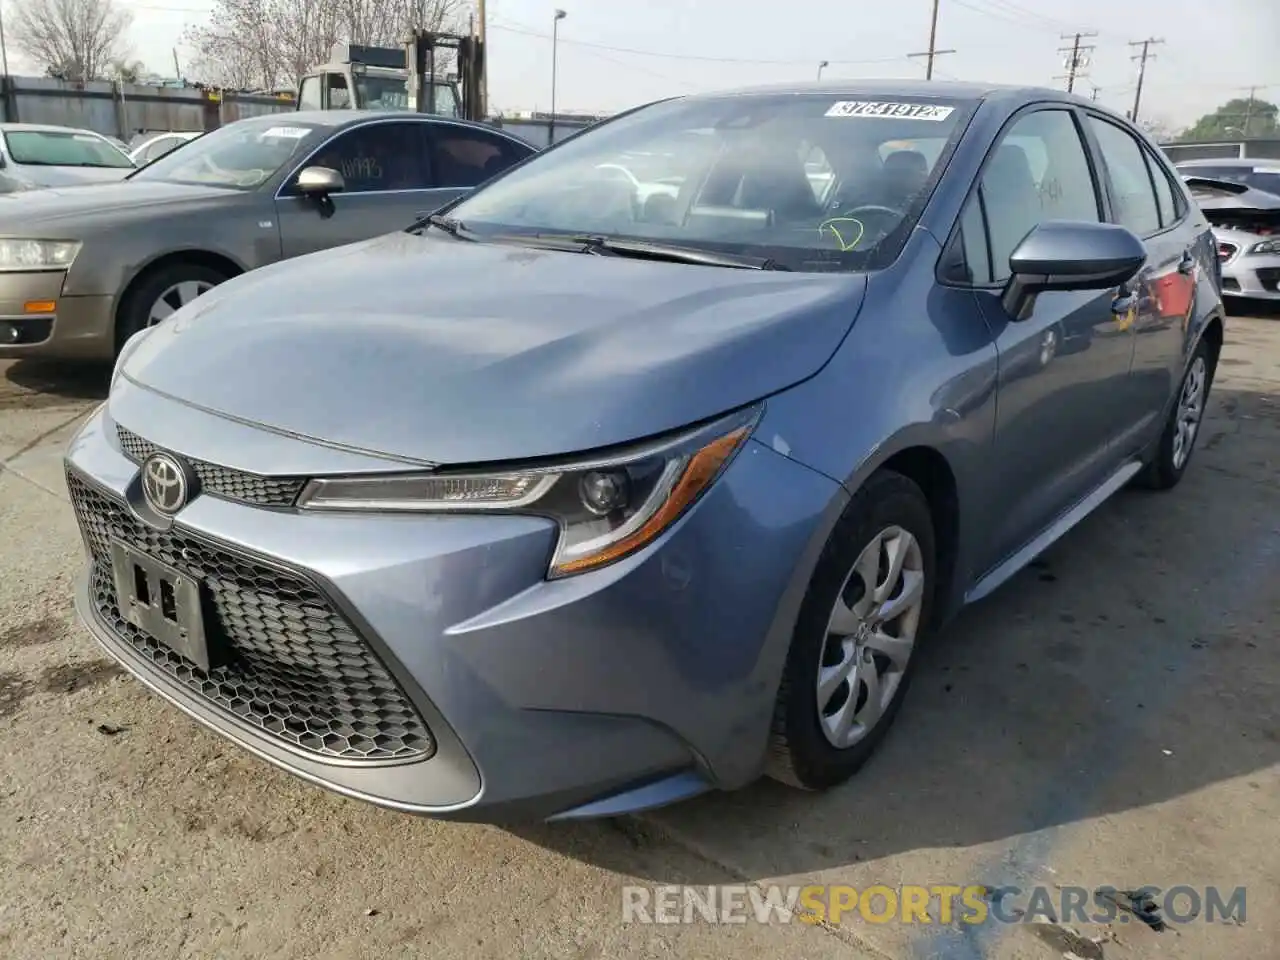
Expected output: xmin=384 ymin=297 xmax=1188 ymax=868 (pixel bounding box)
xmin=1177 ymin=250 xmax=1196 ymax=275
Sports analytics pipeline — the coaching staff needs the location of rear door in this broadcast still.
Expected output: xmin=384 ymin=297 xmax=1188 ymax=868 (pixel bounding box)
xmin=1082 ymin=114 xmax=1202 ymax=455
xmin=274 ymin=120 xmax=437 ymax=258
xmin=421 ymin=123 xmax=537 ymax=213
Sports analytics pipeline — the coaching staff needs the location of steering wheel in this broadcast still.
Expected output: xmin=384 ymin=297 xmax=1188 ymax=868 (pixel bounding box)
xmin=833 ymin=204 xmax=902 ymax=225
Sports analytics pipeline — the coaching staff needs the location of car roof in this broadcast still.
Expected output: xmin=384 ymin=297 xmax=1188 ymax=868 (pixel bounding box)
xmin=680 ymin=79 xmax=1090 ymax=105
xmin=0 ymin=121 xmax=105 ymax=137
xmin=285 ymin=109 xmax=512 ymax=136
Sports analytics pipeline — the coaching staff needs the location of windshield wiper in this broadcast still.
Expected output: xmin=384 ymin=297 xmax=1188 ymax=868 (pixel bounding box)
xmin=407 ymin=212 xmax=477 ymax=240
xmin=570 ymin=235 xmax=790 ymax=271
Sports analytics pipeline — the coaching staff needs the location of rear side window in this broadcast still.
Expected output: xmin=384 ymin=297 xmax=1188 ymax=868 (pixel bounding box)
xmin=427 ymin=127 xmax=531 ymax=188
xmin=1144 ymin=147 xmax=1185 ymax=228
xmin=1087 ymin=116 xmax=1161 ymax=236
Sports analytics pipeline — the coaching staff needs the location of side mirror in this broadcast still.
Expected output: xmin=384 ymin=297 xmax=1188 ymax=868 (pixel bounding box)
xmin=1001 ymin=220 xmax=1147 ymax=321
xmin=295 ymin=165 xmax=345 ymax=197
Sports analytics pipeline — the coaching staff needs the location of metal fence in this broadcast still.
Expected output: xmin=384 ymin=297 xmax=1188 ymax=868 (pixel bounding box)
xmin=0 ymin=74 xmax=592 ymax=147
xmin=0 ymin=75 xmax=294 ymax=140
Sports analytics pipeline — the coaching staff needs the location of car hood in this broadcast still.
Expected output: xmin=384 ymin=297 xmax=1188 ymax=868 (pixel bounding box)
xmin=14 ymin=164 xmax=135 ymax=188
xmin=119 ymin=231 xmax=867 ymax=465
xmin=0 ymin=179 xmax=235 ymax=225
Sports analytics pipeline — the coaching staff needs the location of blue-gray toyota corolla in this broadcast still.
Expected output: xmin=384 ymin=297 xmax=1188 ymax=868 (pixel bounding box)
xmin=66 ymin=81 xmax=1224 ymax=822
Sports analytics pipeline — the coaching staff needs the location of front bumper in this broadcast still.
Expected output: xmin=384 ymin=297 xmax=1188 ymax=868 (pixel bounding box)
xmin=1221 ymin=252 xmax=1280 ymax=299
xmin=65 ymin=396 xmax=842 ymax=821
xmin=0 ymin=270 xmax=114 ymax=360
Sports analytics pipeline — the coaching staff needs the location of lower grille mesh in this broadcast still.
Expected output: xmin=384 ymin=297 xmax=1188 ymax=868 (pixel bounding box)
xmin=69 ymin=471 xmax=435 ymax=763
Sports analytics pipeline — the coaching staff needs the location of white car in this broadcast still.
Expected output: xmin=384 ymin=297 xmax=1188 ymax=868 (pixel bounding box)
xmin=1178 ymin=159 xmax=1280 ymax=301
xmin=0 ymin=123 xmax=137 ymax=192
xmin=129 ymin=131 xmax=203 ymax=167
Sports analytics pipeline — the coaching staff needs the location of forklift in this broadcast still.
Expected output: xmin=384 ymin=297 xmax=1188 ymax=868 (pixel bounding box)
xmin=296 ymin=31 xmax=486 ymax=121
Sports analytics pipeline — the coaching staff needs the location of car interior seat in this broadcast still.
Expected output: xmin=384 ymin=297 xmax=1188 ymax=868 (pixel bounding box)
xmin=982 ymin=143 xmax=1043 ymax=278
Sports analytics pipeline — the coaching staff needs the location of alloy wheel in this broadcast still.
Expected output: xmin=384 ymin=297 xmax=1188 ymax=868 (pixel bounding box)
xmin=1171 ymin=355 xmax=1207 ymax=471
xmin=816 ymin=525 xmax=925 ymax=749
xmin=148 ymin=280 xmax=215 ymax=326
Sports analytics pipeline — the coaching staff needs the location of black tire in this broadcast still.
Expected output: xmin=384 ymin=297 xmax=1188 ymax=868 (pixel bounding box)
xmin=767 ymin=469 xmax=937 ymax=791
xmin=1134 ymin=336 xmax=1215 ymax=491
xmin=115 ymin=262 xmax=228 ymax=355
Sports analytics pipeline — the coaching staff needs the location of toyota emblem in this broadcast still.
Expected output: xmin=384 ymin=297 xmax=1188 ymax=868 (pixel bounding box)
xmin=142 ymin=452 xmax=189 ymax=515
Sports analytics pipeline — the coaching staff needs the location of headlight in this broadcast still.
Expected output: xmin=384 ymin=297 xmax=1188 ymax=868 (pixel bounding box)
xmin=297 ymin=406 xmax=761 ymax=578
xmin=1249 ymin=238 xmax=1280 ymax=256
xmin=0 ymin=239 xmax=81 ymax=271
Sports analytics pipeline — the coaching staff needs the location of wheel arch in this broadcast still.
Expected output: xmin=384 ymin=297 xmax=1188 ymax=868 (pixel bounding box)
xmin=113 ymin=248 xmax=247 ymax=334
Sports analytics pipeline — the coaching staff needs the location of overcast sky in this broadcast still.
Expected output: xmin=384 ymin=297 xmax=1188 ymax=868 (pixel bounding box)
xmin=5 ymin=0 xmax=1275 ymax=129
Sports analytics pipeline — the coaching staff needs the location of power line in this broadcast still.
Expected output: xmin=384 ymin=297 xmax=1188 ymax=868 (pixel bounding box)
xmin=489 ymin=21 xmax=907 ymax=67
xmin=1129 ymin=37 xmax=1163 ymax=122
xmin=1055 ymin=31 xmax=1096 ymax=94
xmin=907 ymin=0 xmax=955 ymax=81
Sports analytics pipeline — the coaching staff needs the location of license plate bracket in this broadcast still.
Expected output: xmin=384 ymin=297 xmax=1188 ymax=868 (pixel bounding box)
xmin=109 ymin=539 xmax=219 ymax=673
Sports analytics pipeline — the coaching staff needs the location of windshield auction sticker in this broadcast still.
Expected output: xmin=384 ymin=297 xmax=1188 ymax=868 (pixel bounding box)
xmin=825 ymin=101 xmax=955 ymax=121
xmin=261 ymin=126 xmax=312 ymax=139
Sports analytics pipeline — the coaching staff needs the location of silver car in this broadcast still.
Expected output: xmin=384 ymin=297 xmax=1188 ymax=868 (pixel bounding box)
xmin=0 ymin=111 xmax=535 ymax=357
xmin=1178 ymin=158 xmax=1280 ymax=301
xmin=0 ymin=122 xmax=137 ymax=192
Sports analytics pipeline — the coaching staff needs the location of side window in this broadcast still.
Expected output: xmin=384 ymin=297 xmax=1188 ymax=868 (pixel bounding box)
xmin=1086 ymin=117 xmax=1162 ymax=236
xmin=947 ymin=188 xmax=992 ymax=285
xmin=325 ymin=73 xmax=351 ymax=110
xmin=304 ymin=123 xmax=430 ymax=193
xmin=1144 ymin=147 xmax=1184 ymax=228
xmin=428 ymin=127 xmax=526 ymax=188
xmin=979 ymin=109 xmax=1101 ymax=284
xmin=298 ymin=77 xmax=322 ymax=111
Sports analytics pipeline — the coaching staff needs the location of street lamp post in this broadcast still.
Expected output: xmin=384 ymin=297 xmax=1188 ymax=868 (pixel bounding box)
xmin=817 ymin=60 xmax=829 ymax=81
xmin=0 ymin=0 xmax=10 ymax=79
xmin=550 ymin=9 xmax=567 ymax=145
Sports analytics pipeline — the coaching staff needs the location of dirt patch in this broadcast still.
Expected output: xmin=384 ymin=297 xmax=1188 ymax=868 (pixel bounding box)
xmin=0 ymin=616 xmax=67 ymax=650
xmin=37 ymin=660 xmax=123 ymax=695
xmin=0 ymin=671 xmax=34 ymax=717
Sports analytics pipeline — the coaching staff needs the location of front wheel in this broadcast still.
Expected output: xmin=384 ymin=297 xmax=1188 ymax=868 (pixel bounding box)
xmin=767 ymin=470 xmax=936 ymax=791
xmin=115 ymin=262 xmax=227 ymax=354
xmin=1135 ymin=337 xmax=1214 ymax=491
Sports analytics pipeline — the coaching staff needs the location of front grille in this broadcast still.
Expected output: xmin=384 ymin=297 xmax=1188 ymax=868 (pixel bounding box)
xmin=116 ymin=425 xmax=306 ymax=508
xmin=1256 ymin=268 xmax=1280 ymax=293
xmin=1223 ymin=277 xmax=1241 ymax=292
xmin=69 ymin=471 xmax=435 ymax=764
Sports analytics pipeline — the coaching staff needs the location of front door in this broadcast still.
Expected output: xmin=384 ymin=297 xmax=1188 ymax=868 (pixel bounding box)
xmin=964 ymin=106 xmax=1138 ymax=576
xmin=274 ymin=120 xmax=460 ymax=259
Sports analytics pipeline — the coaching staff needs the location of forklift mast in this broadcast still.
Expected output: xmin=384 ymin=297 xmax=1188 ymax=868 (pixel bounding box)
xmin=297 ymin=35 xmax=484 ymax=120
xmin=404 ymin=30 xmax=485 ymax=122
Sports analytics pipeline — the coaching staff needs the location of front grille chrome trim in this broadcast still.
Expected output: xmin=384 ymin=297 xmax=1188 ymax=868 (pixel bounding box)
xmin=115 ymin=424 xmax=307 ymax=509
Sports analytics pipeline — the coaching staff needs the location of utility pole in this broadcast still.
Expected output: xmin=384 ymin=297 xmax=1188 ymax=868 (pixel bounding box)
xmin=1055 ymin=31 xmax=1096 ymax=94
xmin=1128 ymin=37 xmax=1163 ymax=124
xmin=1089 ymin=84 xmax=1101 ymax=101
xmin=908 ymin=0 xmax=956 ymax=80
xmin=476 ymin=0 xmax=488 ymax=117
xmin=1242 ymin=86 xmax=1258 ymax=137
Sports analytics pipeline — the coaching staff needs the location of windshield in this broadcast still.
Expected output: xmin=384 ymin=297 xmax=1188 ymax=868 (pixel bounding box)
xmin=446 ymin=93 xmax=972 ymax=271
xmin=130 ymin=119 xmax=323 ymax=189
xmin=358 ymin=73 xmax=460 ymax=117
xmin=4 ymin=129 xmax=134 ymax=168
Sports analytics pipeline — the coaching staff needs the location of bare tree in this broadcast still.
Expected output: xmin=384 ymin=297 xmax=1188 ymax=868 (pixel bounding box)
xmin=8 ymin=0 xmax=133 ymax=81
xmin=183 ymin=0 xmax=464 ymax=91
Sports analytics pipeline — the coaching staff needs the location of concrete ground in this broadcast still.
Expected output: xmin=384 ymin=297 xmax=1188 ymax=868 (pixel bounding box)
xmin=0 ymin=310 xmax=1276 ymax=960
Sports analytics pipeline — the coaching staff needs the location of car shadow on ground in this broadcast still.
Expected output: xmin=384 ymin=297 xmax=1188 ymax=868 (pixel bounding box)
xmin=510 ymin=383 xmax=1280 ymax=882
xmin=2 ymin=360 xmax=110 ymax=408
